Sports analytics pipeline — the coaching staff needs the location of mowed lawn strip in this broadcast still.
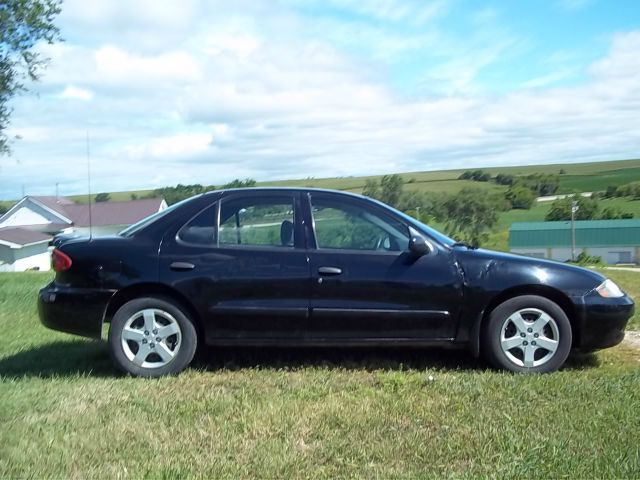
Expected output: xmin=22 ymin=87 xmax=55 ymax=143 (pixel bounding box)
xmin=0 ymin=272 xmax=639 ymax=478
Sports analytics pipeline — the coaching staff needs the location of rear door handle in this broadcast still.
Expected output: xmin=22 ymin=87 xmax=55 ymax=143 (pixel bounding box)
xmin=170 ymin=261 xmax=195 ymax=271
xmin=318 ymin=266 xmax=342 ymax=276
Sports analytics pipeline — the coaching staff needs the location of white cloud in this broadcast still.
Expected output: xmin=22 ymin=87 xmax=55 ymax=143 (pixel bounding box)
xmin=2 ymin=1 xmax=639 ymax=199
xmin=58 ymin=85 xmax=94 ymax=101
xmin=122 ymin=133 xmax=213 ymax=160
xmin=94 ymin=46 xmax=202 ymax=86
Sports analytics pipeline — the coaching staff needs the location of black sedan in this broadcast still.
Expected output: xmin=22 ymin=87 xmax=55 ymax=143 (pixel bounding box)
xmin=39 ymin=188 xmax=634 ymax=377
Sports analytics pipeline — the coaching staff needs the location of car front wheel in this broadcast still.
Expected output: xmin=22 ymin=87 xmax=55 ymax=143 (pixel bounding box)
xmin=108 ymin=297 xmax=197 ymax=377
xmin=483 ymin=295 xmax=572 ymax=373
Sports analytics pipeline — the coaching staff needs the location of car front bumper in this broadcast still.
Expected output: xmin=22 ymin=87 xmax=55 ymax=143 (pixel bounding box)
xmin=38 ymin=282 xmax=116 ymax=339
xmin=577 ymin=291 xmax=635 ymax=351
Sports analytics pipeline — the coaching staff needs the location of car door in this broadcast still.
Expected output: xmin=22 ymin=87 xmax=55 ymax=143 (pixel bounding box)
xmin=159 ymin=191 xmax=311 ymax=342
xmin=305 ymin=192 xmax=462 ymax=340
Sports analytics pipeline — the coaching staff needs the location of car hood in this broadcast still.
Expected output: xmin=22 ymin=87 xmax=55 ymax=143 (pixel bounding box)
xmin=453 ymin=246 xmax=606 ymax=296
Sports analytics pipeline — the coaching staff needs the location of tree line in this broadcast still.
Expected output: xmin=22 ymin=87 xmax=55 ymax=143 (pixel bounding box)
xmin=91 ymin=179 xmax=259 ymax=205
xmin=459 ymin=169 xmax=560 ymax=210
xmin=363 ymin=175 xmax=504 ymax=246
xmin=603 ymin=182 xmax=640 ymax=200
xmin=546 ymin=193 xmax=634 ymax=221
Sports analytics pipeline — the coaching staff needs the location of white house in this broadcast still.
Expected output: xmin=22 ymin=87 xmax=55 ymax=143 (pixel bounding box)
xmin=0 ymin=228 xmax=52 ymax=272
xmin=0 ymin=196 xmax=167 ymax=271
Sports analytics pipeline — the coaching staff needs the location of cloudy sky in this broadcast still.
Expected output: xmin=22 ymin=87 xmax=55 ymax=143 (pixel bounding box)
xmin=1 ymin=0 xmax=640 ymax=199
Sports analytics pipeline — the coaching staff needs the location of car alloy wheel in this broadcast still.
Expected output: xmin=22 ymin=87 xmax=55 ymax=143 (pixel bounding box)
xmin=483 ymin=295 xmax=572 ymax=373
xmin=499 ymin=308 xmax=560 ymax=368
xmin=120 ymin=308 xmax=182 ymax=369
xmin=109 ymin=297 xmax=198 ymax=377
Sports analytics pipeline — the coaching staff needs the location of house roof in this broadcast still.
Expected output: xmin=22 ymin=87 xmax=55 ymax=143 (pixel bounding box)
xmin=29 ymin=196 xmax=75 ymax=223
xmin=0 ymin=196 xmax=165 ymax=228
xmin=0 ymin=227 xmax=52 ymax=247
xmin=509 ymin=219 xmax=640 ymax=248
xmin=63 ymin=198 xmax=165 ymax=226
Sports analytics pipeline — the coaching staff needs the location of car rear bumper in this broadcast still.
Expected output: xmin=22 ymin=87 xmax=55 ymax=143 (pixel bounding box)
xmin=38 ymin=282 xmax=116 ymax=339
xmin=577 ymin=292 xmax=635 ymax=351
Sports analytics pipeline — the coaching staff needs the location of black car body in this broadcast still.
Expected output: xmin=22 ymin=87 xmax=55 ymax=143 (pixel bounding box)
xmin=39 ymin=188 xmax=634 ymax=376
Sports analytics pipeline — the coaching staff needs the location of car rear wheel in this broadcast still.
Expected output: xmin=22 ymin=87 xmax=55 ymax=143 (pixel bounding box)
xmin=483 ymin=295 xmax=572 ymax=373
xmin=108 ymin=297 xmax=197 ymax=377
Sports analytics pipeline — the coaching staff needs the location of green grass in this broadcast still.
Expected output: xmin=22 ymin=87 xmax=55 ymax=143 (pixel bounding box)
xmin=1 ymin=272 xmax=639 ymax=478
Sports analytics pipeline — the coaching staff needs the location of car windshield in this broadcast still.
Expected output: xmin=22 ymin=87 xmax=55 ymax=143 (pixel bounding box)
xmin=118 ymin=197 xmax=196 ymax=237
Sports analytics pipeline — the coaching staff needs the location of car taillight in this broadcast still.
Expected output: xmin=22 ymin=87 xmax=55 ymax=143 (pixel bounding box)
xmin=52 ymin=248 xmax=72 ymax=272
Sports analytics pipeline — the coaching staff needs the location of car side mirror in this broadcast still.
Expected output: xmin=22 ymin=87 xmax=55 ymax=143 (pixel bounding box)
xmin=408 ymin=230 xmax=430 ymax=256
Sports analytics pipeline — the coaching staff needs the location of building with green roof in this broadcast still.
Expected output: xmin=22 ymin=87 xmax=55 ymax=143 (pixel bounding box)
xmin=509 ymin=219 xmax=640 ymax=264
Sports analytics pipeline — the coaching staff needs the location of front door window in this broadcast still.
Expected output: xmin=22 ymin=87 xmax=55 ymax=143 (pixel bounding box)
xmin=311 ymin=198 xmax=409 ymax=252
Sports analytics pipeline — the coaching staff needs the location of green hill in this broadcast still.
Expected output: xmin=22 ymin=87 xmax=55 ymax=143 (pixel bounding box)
xmin=3 ymin=159 xmax=640 ymax=253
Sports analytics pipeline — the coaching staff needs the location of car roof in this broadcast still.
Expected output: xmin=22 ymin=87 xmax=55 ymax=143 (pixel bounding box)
xmin=203 ymin=186 xmax=368 ymax=200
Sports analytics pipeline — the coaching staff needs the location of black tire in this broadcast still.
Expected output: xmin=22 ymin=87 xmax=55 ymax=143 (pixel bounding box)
xmin=108 ymin=297 xmax=198 ymax=377
xmin=482 ymin=295 xmax=572 ymax=373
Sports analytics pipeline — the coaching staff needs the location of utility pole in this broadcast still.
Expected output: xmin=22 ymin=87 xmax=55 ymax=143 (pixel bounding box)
xmin=416 ymin=206 xmax=421 ymax=222
xmin=571 ymin=200 xmax=579 ymax=261
xmin=55 ymin=182 xmax=59 ymax=200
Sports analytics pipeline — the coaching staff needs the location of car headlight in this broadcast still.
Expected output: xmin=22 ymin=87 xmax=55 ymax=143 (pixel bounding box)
xmin=595 ymin=279 xmax=625 ymax=298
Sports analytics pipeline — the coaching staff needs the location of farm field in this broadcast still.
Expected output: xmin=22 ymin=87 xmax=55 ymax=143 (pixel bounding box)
xmin=257 ymin=158 xmax=640 ymax=195
xmin=3 ymin=158 xmax=638 ymax=207
xmin=0 ymin=271 xmax=638 ymax=478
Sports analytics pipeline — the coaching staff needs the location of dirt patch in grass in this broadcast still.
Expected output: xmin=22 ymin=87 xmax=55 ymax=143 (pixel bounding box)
xmin=624 ymin=330 xmax=640 ymax=349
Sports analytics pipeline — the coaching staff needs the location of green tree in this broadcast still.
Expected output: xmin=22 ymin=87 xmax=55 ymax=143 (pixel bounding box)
xmin=473 ymin=171 xmax=491 ymax=182
xmin=603 ymin=185 xmax=617 ymax=198
xmin=440 ymin=188 xmax=498 ymax=246
xmin=615 ymin=182 xmax=640 ymax=199
xmin=516 ymin=174 xmax=559 ymax=196
xmin=545 ymin=194 xmax=599 ymax=221
xmin=599 ymin=207 xmax=634 ymax=220
xmin=222 ymin=178 xmax=256 ymax=189
xmin=0 ymin=204 xmax=7 ymax=215
xmin=495 ymin=173 xmax=514 ymax=186
xmin=378 ymin=174 xmax=404 ymax=207
xmin=130 ymin=193 xmax=138 ymax=200
xmin=505 ymin=185 xmax=535 ymax=209
xmin=154 ymin=184 xmax=207 ymax=205
xmin=398 ymin=190 xmax=440 ymax=223
xmin=460 ymin=169 xmax=491 ymax=182
xmin=361 ymin=179 xmax=380 ymax=199
xmin=94 ymin=192 xmax=110 ymax=202
xmin=1 ymin=0 xmax=62 ymax=155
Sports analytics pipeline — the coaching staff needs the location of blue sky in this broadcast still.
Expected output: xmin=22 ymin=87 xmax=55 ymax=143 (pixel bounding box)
xmin=1 ymin=0 xmax=639 ymax=198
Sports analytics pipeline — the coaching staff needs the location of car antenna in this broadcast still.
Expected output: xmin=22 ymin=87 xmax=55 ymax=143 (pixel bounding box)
xmin=86 ymin=130 xmax=93 ymax=240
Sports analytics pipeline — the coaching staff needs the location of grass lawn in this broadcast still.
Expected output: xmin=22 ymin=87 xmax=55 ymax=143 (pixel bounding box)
xmin=1 ymin=272 xmax=639 ymax=478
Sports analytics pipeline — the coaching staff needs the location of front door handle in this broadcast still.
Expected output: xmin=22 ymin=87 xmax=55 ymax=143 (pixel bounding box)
xmin=318 ymin=266 xmax=342 ymax=276
xmin=170 ymin=261 xmax=195 ymax=271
